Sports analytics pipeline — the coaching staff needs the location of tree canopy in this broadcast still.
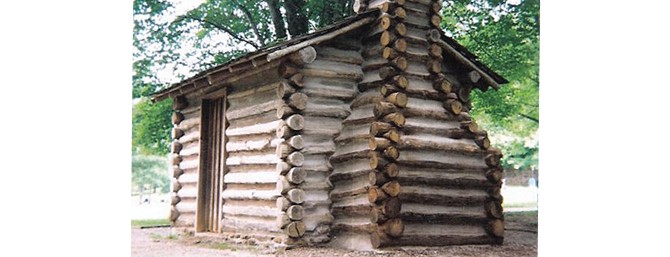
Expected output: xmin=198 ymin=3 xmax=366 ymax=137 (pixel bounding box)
xmin=132 ymin=0 xmax=540 ymax=171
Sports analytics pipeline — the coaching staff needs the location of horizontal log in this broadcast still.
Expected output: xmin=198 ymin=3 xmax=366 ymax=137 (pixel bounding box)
xmin=331 ymin=217 xmax=374 ymax=234
xmin=400 ymin=186 xmax=489 ymax=206
xmin=226 ymin=138 xmax=274 ymax=152
xmin=302 ymin=116 xmax=342 ymax=136
xmin=226 ymin=153 xmax=278 ymax=166
xmin=226 ymin=120 xmax=280 ymax=136
xmin=397 ymin=169 xmax=491 ymax=188
xmin=221 ymin=204 xmax=278 ymax=218
xmin=400 ymin=203 xmax=488 ymax=224
xmin=397 ymin=134 xmax=485 ymax=154
xmin=374 ymin=223 xmax=498 ymax=247
xmin=227 ymin=100 xmax=278 ymax=121
xmin=330 ymin=158 xmax=375 ymax=182
xmin=302 ymin=60 xmax=364 ymax=81
xmin=172 ymin=127 xmax=184 ymax=139
xmin=303 ymin=100 xmax=351 ymax=118
xmin=224 ymin=171 xmax=278 ymax=184
xmin=397 ymin=149 xmax=488 ymax=170
xmin=301 ymin=76 xmax=357 ymax=100
xmin=221 ymin=189 xmax=279 ymax=201
xmin=329 ymin=174 xmax=370 ymax=201
xmin=315 ymin=46 xmax=364 ymax=65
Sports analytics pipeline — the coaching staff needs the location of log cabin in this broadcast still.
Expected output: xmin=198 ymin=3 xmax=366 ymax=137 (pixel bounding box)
xmin=151 ymin=0 xmax=508 ymax=249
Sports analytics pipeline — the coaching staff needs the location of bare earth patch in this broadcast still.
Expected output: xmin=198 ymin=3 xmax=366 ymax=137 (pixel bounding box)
xmin=132 ymin=211 xmax=537 ymax=257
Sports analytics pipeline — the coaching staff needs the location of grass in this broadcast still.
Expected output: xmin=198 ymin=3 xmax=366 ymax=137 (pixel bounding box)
xmin=131 ymin=219 xmax=170 ymax=228
xmin=210 ymin=242 xmax=237 ymax=251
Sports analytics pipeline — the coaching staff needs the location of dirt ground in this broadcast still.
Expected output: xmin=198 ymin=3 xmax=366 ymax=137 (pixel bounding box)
xmin=131 ymin=211 xmax=537 ymax=257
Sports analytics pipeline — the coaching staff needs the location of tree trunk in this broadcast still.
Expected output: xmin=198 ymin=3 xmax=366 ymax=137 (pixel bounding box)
xmin=266 ymin=0 xmax=287 ymax=39
xmin=284 ymin=0 xmax=309 ymax=37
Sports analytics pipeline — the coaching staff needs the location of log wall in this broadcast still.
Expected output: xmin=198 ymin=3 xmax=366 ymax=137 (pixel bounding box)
xmin=330 ymin=0 xmax=504 ymax=249
xmin=221 ymin=80 xmax=283 ymax=238
xmin=169 ymin=96 xmax=202 ymax=234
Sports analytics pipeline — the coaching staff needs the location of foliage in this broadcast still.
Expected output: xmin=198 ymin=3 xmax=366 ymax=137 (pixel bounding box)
xmin=131 ymin=155 xmax=170 ymax=194
xmin=132 ymin=98 xmax=172 ymax=155
xmin=440 ymin=0 xmax=540 ymax=170
xmin=131 ymin=219 xmax=170 ymax=228
xmin=132 ymin=0 xmax=541 ymax=171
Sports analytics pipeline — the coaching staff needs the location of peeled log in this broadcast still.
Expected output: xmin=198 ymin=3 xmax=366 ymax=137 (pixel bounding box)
xmin=169 ymin=206 xmax=180 ymax=222
xmin=380 ymin=218 xmax=405 ymax=237
xmin=382 ymin=112 xmax=406 ymax=127
xmin=288 ymin=46 xmax=317 ymax=66
xmin=276 ymin=103 xmax=296 ymax=119
xmin=384 ymin=163 xmax=399 ymax=178
xmin=380 ymin=31 xmax=396 ymax=47
xmin=486 ymin=201 xmax=503 ymax=219
xmin=444 ymin=99 xmax=463 ymax=115
xmin=277 ymin=213 xmax=291 ymax=229
xmin=432 ymin=1 xmax=442 ymax=13
xmin=171 ymin=141 xmax=182 ymax=153
xmin=172 ymin=166 xmax=184 ymax=178
xmin=285 ymin=114 xmax=305 ymax=130
xmin=394 ymin=38 xmax=407 ymax=53
xmin=430 ymin=15 xmax=441 ymax=28
xmin=390 ymin=56 xmax=408 ymax=71
xmin=374 ymin=101 xmax=399 ymax=119
xmin=383 ymin=146 xmax=400 ymax=160
xmin=170 ymin=154 xmax=182 ymax=166
xmin=172 ymin=128 xmax=184 ymax=140
xmin=434 ymin=79 xmax=452 ymax=94
xmin=172 ymin=178 xmax=182 ymax=192
xmin=171 ymin=192 xmax=181 ymax=205
xmin=370 ymin=151 xmax=390 ymax=170
xmin=370 ymin=171 xmax=390 ymax=186
xmin=277 ymin=80 xmax=297 ymax=99
xmin=391 ymin=75 xmax=409 ymax=89
xmin=460 ymin=120 xmax=478 ymax=133
xmin=172 ymin=96 xmax=188 ymax=110
xmin=288 ymin=135 xmax=304 ymax=150
xmin=286 ymin=188 xmax=305 ymax=204
xmin=277 ymin=175 xmax=291 ymax=194
xmin=368 ymin=186 xmax=389 ymax=203
xmin=172 ymin=112 xmax=184 ymax=125
xmin=288 ymin=92 xmax=308 ymax=110
xmin=286 ymin=205 xmax=304 ymax=220
xmin=485 ymin=153 xmax=501 ymax=167
xmin=369 ymin=137 xmax=391 ymax=151
xmin=486 ymin=219 xmax=504 ymax=238
xmin=287 ymin=152 xmax=304 ymax=166
xmin=276 ymin=142 xmax=292 ymax=158
xmin=486 ymin=167 xmax=503 ymax=183
xmin=381 ymin=180 xmax=401 ymax=197
xmin=286 ymin=167 xmax=306 ymax=184
xmin=277 ymin=196 xmax=291 ymax=211
xmin=279 ymin=62 xmax=300 ymax=78
xmin=285 ymin=221 xmax=306 ymax=238
xmin=429 ymin=44 xmax=442 ymax=58
xmin=474 ymin=136 xmax=491 ymax=150
xmin=370 ymin=122 xmax=394 ymax=136
xmin=379 ymin=66 xmax=399 ymax=80
xmin=386 ymin=92 xmax=408 ymax=107
xmin=276 ymin=161 xmax=291 ymax=174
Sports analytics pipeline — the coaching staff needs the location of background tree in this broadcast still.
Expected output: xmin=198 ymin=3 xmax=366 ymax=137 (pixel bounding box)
xmin=132 ymin=0 xmax=540 ymax=172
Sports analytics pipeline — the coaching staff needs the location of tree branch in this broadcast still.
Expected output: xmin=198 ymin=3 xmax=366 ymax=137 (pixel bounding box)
xmin=235 ymin=2 xmax=266 ymax=46
xmin=518 ymin=113 xmax=538 ymax=123
xmin=182 ymin=14 xmax=259 ymax=49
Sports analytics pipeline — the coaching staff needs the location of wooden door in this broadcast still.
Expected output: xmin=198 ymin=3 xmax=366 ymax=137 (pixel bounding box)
xmin=196 ymin=96 xmax=226 ymax=232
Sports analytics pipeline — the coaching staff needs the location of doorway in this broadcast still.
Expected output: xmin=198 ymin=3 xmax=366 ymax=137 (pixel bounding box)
xmin=196 ymin=96 xmax=226 ymax=232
